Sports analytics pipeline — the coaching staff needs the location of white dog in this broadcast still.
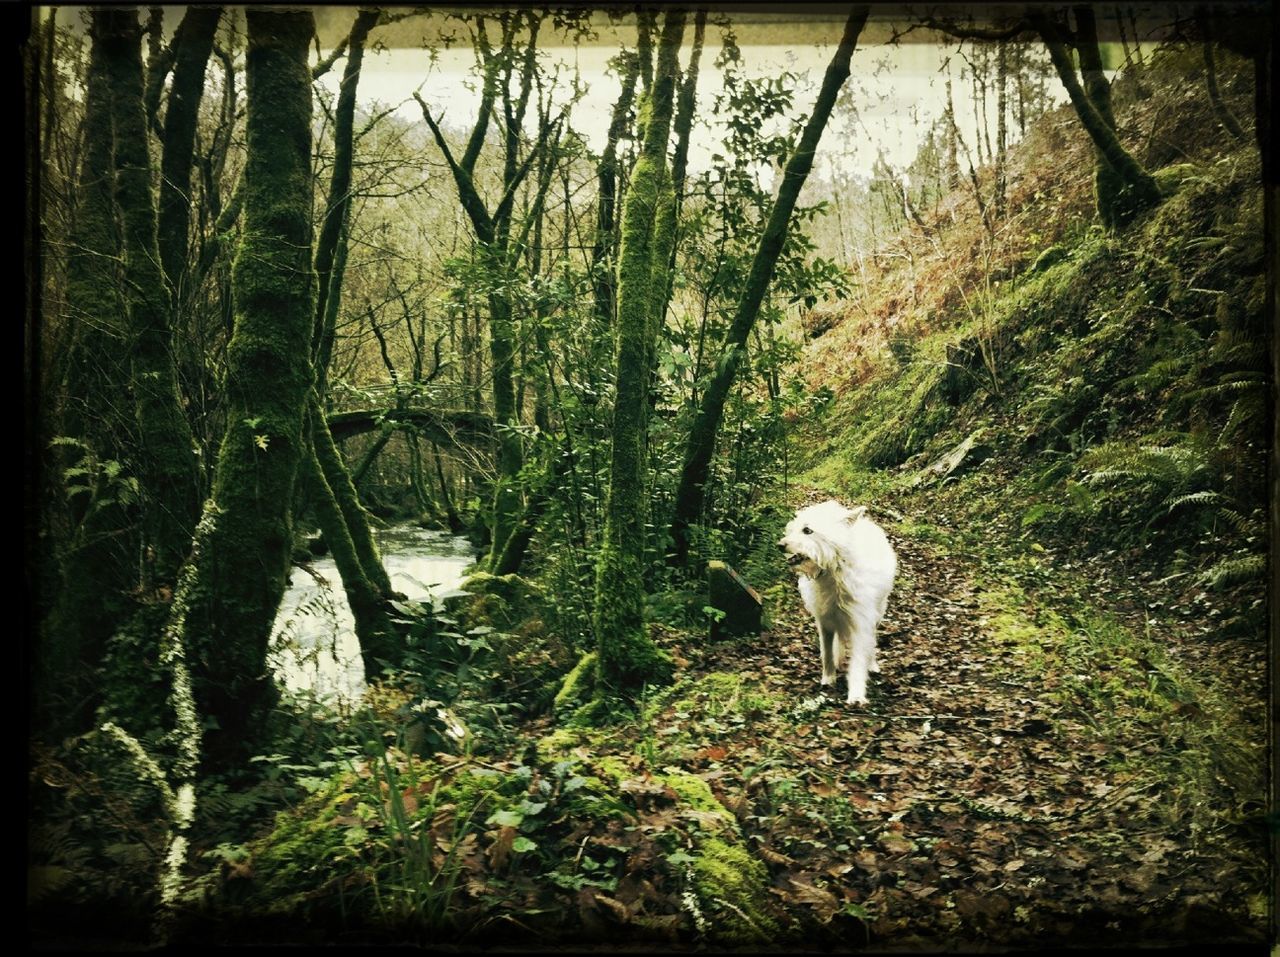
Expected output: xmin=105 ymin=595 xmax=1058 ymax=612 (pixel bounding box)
xmin=778 ymin=500 xmax=898 ymax=705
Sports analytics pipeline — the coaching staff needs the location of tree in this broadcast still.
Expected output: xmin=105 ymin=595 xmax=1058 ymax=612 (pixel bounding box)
xmin=108 ymin=8 xmax=202 ymax=588
xmin=591 ymin=9 xmax=686 ymax=693
xmin=1029 ymin=7 xmax=1161 ymax=228
xmin=301 ymin=8 xmax=402 ymax=675
xmin=415 ymin=11 xmax=561 ymax=570
xmin=156 ymin=7 xmax=222 ymax=316
xmin=668 ymin=7 xmax=870 ymax=567
xmin=41 ymin=8 xmax=135 ymax=733
xmin=924 ymin=9 xmax=1161 ymax=229
xmin=172 ymin=9 xmax=318 ymax=771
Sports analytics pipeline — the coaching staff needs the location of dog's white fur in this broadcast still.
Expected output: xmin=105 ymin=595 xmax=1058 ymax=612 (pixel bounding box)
xmin=778 ymin=500 xmax=898 ymax=705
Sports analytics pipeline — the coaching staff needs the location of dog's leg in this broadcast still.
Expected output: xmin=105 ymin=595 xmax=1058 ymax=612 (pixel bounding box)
xmin=846 ymin=611 xmax=877 ymax=705
xmin=817 ymin=621 xmax=837 ymax=686
xmin=868 ymin=596 xmax=889 ymax=674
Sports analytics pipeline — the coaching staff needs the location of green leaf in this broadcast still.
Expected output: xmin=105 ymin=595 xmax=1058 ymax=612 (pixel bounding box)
xmin=512 ymin=836 xmax=537 ymax=853
xmin=486 ymin=809 xmax=524 ymax=828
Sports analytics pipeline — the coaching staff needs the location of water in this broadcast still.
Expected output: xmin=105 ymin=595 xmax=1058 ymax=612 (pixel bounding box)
xmin=270 ymin=525 xmax=478 ymax=705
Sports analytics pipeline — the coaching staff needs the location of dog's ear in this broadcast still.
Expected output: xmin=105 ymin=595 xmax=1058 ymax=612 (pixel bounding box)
xmin=846 ymin=505 xmax=868 ymax=523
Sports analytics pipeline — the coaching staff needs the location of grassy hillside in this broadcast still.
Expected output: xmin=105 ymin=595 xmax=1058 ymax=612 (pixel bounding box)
xmin=794 ymin=44 xmax=1267 ymax=635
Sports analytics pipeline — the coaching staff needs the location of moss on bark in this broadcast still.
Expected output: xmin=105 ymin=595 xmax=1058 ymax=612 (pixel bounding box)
xmin=42 ymin=9 xmax=136 ymax=733
xmin=592 ymin=10 xmax=687 ymax=693
xmin=105 ymin=7 xmax=201 ymax=586
xmin=300 ymin=414 xmax=400 ymax=679
xmin=176 ymin=10 xmax=317 ymax=771
xmin=313 ymin=405 xmax=395 ymax=596
xmin=156 ymin=7 xmax=221 ymax=306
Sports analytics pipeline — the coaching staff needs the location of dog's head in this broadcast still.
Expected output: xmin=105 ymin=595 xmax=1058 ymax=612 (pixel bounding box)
xmin=777 ymin=500 xmax=868 ymax=577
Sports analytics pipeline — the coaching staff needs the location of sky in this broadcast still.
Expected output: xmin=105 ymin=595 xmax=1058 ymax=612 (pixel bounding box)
xmin=48 ymin=6 xmax=1077 ymax=183
xmin=313 ymin=12 xmax=1066 ymax=182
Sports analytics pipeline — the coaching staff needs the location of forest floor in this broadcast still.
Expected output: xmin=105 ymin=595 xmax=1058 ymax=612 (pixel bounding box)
xmin=497 ymin=486 xmax=1270 ymax=951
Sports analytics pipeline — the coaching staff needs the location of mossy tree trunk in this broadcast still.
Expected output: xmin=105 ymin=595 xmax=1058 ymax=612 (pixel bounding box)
xmin=156 ymin=6 xmax=222 ymax=317
xmin=591 ymin=50 xmax=640 ymax=330
xmin=1072 ymin=6 xmax=1128 ymax=229
xmin=41 ymin=9 xmax=134 ymax=734
xmin=592 ymin=9 xmax=686 ymax=693
xmin=1031 ymin=9 xmax=1161 ymax=228
xmin=668 ymin=8 xmax=869 ymax=568
xmin=312 ymin=7 xmax=379 ymax=385
xmin=301 ymin=403 xmax=400 ymax=680
xmin=306 ymin=9 xmax=396 ymax=607
xmin=647 ymin=9 xmax=706 ymax=404
xmin=106 ymin=8 xmax=202 ymax=588
xmin=175 ymin=9 xmax=317 ymax=772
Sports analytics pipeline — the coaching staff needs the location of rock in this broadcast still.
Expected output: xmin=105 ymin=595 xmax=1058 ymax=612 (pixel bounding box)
xmin=707 ymin=561 xmax=763 ymax=640
xmin=913 ymin=431 xmax=994 ymax=486
xmin=1030 ymin=245 xmax=1067 ymax=274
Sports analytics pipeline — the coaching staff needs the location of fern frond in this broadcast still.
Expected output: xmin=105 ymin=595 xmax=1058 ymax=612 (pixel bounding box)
xmin=1201 ymin=553 xmax=1266 ymax=590
xmin=1165 ymin=490 xmax=1219 ymax=512
xmin=1218 ymin=507 xmax=1264 ymax=538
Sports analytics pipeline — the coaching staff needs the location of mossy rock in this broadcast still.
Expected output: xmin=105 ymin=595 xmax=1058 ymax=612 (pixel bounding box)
xmin=459 ymin=571 xmax=544 ymax=631
xmin=1029 ymin=244 xmax=1068 ymax=274
xmin=242 ymin=778 xmax=365 ymax=917
xmin=1153 ymin=162 xmax=1203 ymax=197
xmin=690 ymin=837 xmax=779 ymax=943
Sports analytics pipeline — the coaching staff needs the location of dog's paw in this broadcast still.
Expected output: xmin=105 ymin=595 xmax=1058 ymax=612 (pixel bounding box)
xmin=819 ymin=674 xmax=836 ymax=687
xmin=846 ymin=694 xmax=868 ymax=706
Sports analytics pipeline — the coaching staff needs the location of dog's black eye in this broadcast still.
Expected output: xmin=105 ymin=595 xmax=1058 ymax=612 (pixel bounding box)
xmin=802 ymin=526 xmax=812 ymax=535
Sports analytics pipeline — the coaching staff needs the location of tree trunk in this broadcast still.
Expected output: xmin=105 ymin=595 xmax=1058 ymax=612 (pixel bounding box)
xmin=647 ymin=9 xmax=706 ymax=402
xmin=176 ymin=10 xmax=317 ymax=772
xmin=591 ymin=50 xmax=641 ymax=330
xmin=41 ymin=9 xmax=134 ymax=734
xmin=995 ymin=38 xmax=1009 ymax=219
xmin=668 ymin=7 xmax=870 ymax=568
xmin=433 ymin=443 xmax=464 ymax=533
xmin=1033 ymin=10 xmax=1161 ymax=228
xmin=592 ymin=10 xmax=686 ymax=693
xmin=306 ymin=8 xmax=395 ymax=598
xmin=157 ymin=7 xmax=222 ymax=313
xmin=301 ymin=406 xmax=400 ymax=681
xmin=106 ymin=8 xmax=202 ymax=588
xmin=313 ymin=8 xmax=379 ymax=389
xmin=1196 ymin=8 xmax=1246 ymax=142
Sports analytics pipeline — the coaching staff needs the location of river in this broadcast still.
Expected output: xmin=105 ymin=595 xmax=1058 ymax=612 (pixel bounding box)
xmin=270 ymin=525 xmax=478 ymax=705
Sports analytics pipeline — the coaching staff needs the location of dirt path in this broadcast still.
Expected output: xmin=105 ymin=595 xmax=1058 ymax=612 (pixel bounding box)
xmin=672 ymin=530 xmax=1268 ymax=949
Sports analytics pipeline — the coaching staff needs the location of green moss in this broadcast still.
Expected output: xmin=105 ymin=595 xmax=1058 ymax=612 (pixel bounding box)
xmin=690 ymin=837 xmax=778 ymax=943
xmin=657 ymin=768 xmax=731 ymax=821
xmin=1153 ymin=162 xmax=1202 ymax=197
xmin=593 ymin=755 xmax=632 ymax=786
xmin=553 ymin=651 xmax=598 ymax=712
xmin=535 ymin=726 xmax=595 ymax=762
xmin=178 ymin=10 xmax=319 ymax=771
xmin=248 ymin=777 xmax=361 ymax=913
xmin=462 ymin=571 xmax=545 ymax=631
